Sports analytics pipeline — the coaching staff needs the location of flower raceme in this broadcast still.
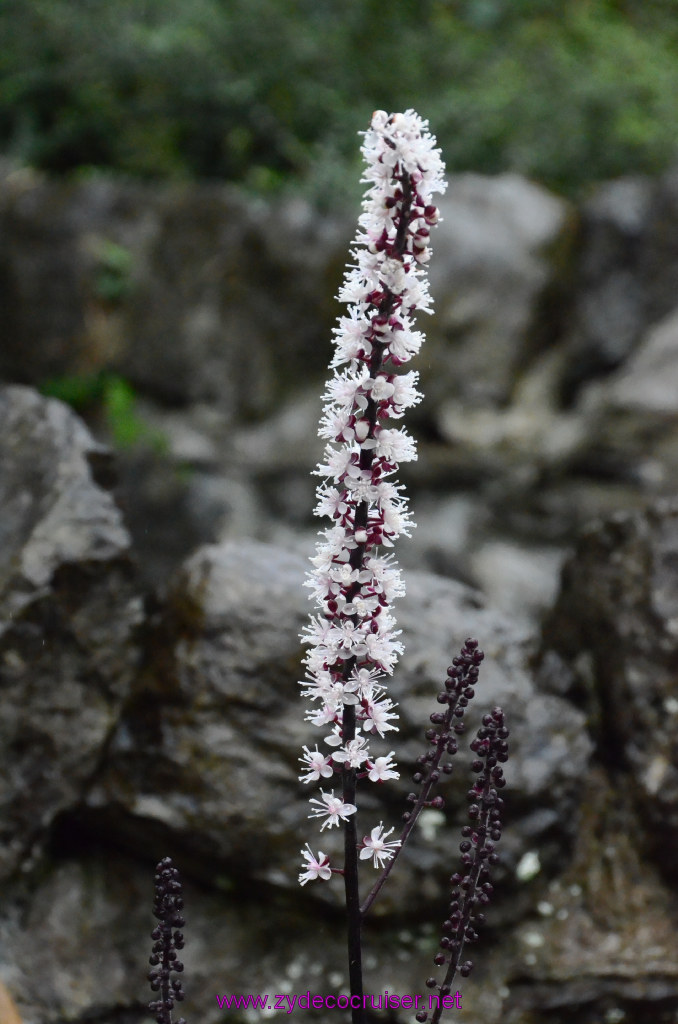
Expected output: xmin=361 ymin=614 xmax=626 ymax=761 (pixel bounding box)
xmin=299 ymin=110 xmax=447 ymax=884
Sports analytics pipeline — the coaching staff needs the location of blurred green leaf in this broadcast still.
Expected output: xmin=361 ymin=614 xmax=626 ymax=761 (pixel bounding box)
xmin=39 ymin=372 xmax=167 ymax=452
xmin=92 ymin=239 xmax=134 ymax=304
xmin=1 ymin=0 xmax=678 ymax=197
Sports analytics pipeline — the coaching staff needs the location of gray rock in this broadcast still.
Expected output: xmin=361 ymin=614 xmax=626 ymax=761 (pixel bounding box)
xmin=502 ymin=768 xmax=678 ymax=1024
xmin=538 ymin=500 xmax=678 ymax=877
xmin=427 ymin=173 xmax=575 ymax=407
xmin=640 ymin=163 xmax=678 ymax=325
xmin=0 ymin=174 xmax=348 ymax=418
xmin=590 ymin=305 xmax=678 ymax=417
xmin=85 ymin=539 xmax=592 ymax=917
xmin=0 ymin=385 xmax=142 ymax=880
xmin=0 ymin=852 xmax=351 ymax=1024
xmin=122 ymin=190 xmax=347 ymax=416
xmin=558 ymin=175 xmax=653 ymax=401
xmin=0 ymin=173 xmax=153 ymax=383
xmin=0 ymin=170 xmax=576 ymax=422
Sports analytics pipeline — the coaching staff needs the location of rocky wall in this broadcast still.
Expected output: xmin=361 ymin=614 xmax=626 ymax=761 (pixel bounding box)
xmin=2 ymin=163 xmax=678 ymax=1023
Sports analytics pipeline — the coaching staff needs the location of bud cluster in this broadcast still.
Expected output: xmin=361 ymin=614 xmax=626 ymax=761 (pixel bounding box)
xmin=298 ymin=111 xmax=447 ymax=879
xmin=419 ymin=708 xmax=508 ymax=1024
xmin=360 ymin=638 xmax=488 ymax=917
xmin=404 ymin=638 xmax=484 ymax=824
xmin=148 ymin=857 xmax=187 ymax=1024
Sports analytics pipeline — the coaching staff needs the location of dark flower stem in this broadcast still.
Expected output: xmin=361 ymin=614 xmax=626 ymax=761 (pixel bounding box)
xmin=338 ymin=170 xmax=416 ymax=1024
xmin=340 ymin=699 xmax=363 ymax=1023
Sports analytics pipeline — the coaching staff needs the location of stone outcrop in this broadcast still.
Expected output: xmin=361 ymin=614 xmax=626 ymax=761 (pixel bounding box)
xmin=0 ymin=386 xmax=142 ymax=882
xmin=2 ymin=157 xmax=678 ymax=1023
xmin=538 ymin=500 xmax=678 ymax=880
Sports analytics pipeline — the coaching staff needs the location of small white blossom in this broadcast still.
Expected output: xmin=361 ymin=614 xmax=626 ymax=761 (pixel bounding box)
xmin=362 ymin=695 xmax=399 ymax=736
xmin=313 ymin=486 xmax=348 ymax=519
xmin=333 ymin=735 xmax=370 ymax=769
xmin=367 ymin=375 xmax=395 ymax=402
xmin=374 ymin=428 xmax=417 ymax=464
xmin=299 ymin=745 xmax=335 ymax=784
xmin=388 ymin=326 xmax=424 ymax=363
xmin=391 ymin=371 xmax=422 ymax=413
xmin=308 ymin=790 xmax=358 ymax=831
xmin=299 ymin=844 xmax=332 ymax=885
xmin=323 ymin=725 xmax=345 ymax=747
xmin=367 ymin=752 xmax=400 ymax=782
xmin=359 ymin=823 xmax=401 ymax=868
xmin=305 ymin=703 xmax=339 ymax=729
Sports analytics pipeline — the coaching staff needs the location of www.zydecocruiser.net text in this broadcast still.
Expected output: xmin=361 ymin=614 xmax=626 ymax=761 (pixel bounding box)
xmin=215 ymin=990 xmax=463 ymax=1013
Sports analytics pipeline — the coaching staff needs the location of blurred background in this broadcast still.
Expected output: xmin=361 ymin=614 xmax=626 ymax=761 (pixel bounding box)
xmin=3 ymin=0 xmax=678 ymax=602
xmin=3 ymin=3 xmax=678 ymax=1023
xmin=3 ymin=0 xmax=678 ymax=198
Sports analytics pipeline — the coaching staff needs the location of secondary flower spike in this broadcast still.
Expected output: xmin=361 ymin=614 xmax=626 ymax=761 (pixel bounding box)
xmin=148 ymin=857 xmax=187 ymax=1024
xmin=300 ymin=110 xmax=446 ymax=882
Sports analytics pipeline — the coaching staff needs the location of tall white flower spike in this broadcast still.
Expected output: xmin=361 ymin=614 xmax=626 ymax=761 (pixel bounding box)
xmin=300 ymin=110 xmax=446 ymax=882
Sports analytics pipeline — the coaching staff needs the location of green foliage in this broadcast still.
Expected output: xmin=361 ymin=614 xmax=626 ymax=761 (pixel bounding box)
xmin=1 ymin=0 xmax=678 ymax=198
xmin=39 ymin=372 xmax=167 ymax=451
xmin=92 ymin=239 xmax=134 ymax=304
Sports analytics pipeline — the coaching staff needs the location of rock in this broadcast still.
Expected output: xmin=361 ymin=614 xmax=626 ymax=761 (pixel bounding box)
xmin=83 ymin=539 xmax=592 ymax=917
xmin=558 ymin=175 xmax=653 ymax=402
xmin=4 ymin=777 xmax=677 ymax=1024
xmin=0 ymin=170 xmax=576 ymax=421
xmin=0 ymin=851 xmax=348 ymax=1024
xmin=469 ymin=540 xmax=566 ymax=624
xmin=502 ymin=768 xmax=678 ymax=1024
xmin=576 ymin=305 xmax=678 ymax=501
xmin=0 ymin=173 xmax=152 ymax=383
xmin=0 ymin=173 xmax=348 ymax=418
xmin=0 ymin=385 xmax=142 ymax=881
xmin=588 ymin=305 xmax=678 ymax=418
xmin=0 ymin=981 xmax=21 ymax=1024
xmin=0 ymin=848 xmax=481 ymax=1024
xmin=640 ymin=162 xmax=678 ymax=325
xmin=122 ymin=190 xmax=346 ymax=416
xmin=537 ymin=500 xmax=678 ymax=878
xmin=426 ymin=173 xmax=576 ymax=407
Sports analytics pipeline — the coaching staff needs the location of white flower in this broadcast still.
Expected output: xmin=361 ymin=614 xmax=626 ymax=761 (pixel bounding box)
xmin=332 ymin=311 xmax=372 ymax=366
xmin=333 ymin=735 xmax=370 ymax=769
xmin=381 ymin=499 xmax=415 ymax=539
xmin=308 ymin=790 xmax=358 ymax=830
xmin=349 ymin=665 xmax=385 ymax=698
xmin=305 ymin=703 xmax=339 ymax=729
xmin=328 ymin=563 xmax=361 ymax=588
xmin=367 ymin=752 xmax=400 ymax=782
xmin=299 ymin=745 xmax=335 ymax=784
xmin=367 ymin=375 xmax=395 ymax=402
xmin=362 ymin=694 xmax=399 ymax=736
xmin=299 ymin=844 xmax=332 ymax=885
xmin=362 ymin=629 xmax=403 ymax=674
xmin=317 ymin=445 xmax=356 ymax=481
xmin=378 ymin=257 xmax=409 ymax=295
xmin=374 ymin=428 xmax=417 ymax=464
xmin=359 ymin=823 xmax=401 ymax=868
xmin=314 ymin=486 xmax=349 ymax=519
xmin=388 ymin=325 xmax=424 ymax=363
xmin=323 ymin=368 xmax=369 ymax=409
xmin=323 ymin=725 xmax=344 ymax=747
xmin=343 ymin=593 xmax=379 ymax=619
xmin=391 ymin=371 xmax=423 ymax=416
xmin=365 ymin=555 xmax=405 ymax=602
xmin=318 ymin=406 xmax=352 ymax=441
